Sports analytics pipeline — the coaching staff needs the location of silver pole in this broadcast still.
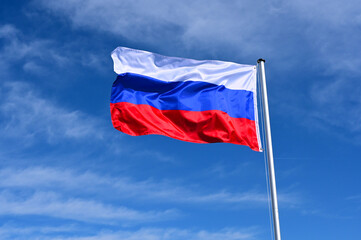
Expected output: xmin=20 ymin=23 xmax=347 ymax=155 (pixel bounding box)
xmin=257 ymin=59 xmax=281 ymax=240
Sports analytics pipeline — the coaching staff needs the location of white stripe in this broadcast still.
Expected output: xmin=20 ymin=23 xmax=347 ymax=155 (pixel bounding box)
xmin=111 ymin=47 xmax=257 ymax=92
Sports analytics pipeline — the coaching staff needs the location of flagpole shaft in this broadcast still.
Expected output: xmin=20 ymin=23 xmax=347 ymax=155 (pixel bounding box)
xmin=257 ymin=59 xmax=281 ymax=240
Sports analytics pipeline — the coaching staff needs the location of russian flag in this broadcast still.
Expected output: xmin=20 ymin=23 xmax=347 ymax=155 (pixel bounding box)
xmin=110 ymin=47 xmax=262 ymax=151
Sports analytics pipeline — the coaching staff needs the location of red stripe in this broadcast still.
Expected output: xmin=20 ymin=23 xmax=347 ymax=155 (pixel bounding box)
xmin=110 ymin=102 xmax=260 ymax=151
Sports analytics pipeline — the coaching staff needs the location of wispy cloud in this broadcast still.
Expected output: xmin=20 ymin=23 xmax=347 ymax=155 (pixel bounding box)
xmin=346 ymin=194 xmax=361 ymax=210
xmin=0 ymin=24 xmax=68 ymax=75
xmin=0 ymin=25 xmax=18 ymax=41
xmin=0 ymin=190 xmax=176 ymax=224
xmin=0 ymin=224 xmax=80 ymax=240
xmin=0 ymin=24 xmax=106 ymax=76
xmin=204 ymin=161 xmax=253 ymax=179
xmin=0 ymin=167 xmax=298 ymax=207
xmin=0 ymin=82 xmax=104 ymax=143
xmin=0 ymin=167 xmax=270 ymax=236
xmin=63 ymin=227 xmax=258 ymax=240
xmin=299 ymin=77 xmax=361 ymax=142
xmin=285 ymin=0 xmax=361 ymax=75
xmin=300 ymin=208 xmax=353 ymax=220
xmin=34 ymin=0 xmax=361 ymax=70
xmin=346 ymin=195 xmax=361 ymax=202
xmin=0 ymin=225 xmax=259 ymax=240
xmin=34 ymin=0 xmax=282 ymax=59
xmin=132 ymin=150 xmax=177 ymax=163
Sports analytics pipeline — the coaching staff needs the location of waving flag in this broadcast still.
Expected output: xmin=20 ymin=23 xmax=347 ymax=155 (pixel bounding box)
xmin=110 ymin=47 xmax=262 ymax=151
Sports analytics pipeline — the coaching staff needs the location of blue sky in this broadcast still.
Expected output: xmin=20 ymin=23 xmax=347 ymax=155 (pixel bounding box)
xmin=0 ymin=0 xmax=360 ymax=239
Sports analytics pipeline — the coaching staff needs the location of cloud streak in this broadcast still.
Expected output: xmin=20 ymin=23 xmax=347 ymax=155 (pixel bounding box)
xmin=0 ymin=191 xmax=176 ymax=224
xmin=0 ymin=24 xmax=68 ymax=75
xmin=0 ymin=225 xmax=259 ymax=240
xmin=0 ymin=24 xmax=107 ymax=77
xmin=34 ymin=0 xmax=286 ymax=59
xmin=0 ymin=167 xmax=299 ymax=206
xmin=0 ymin=81 xmax=104 ymax=143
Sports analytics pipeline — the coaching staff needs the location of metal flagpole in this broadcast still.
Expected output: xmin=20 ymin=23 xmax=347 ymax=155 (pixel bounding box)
xmin=257 ymin=59 xmax=282 ymax=240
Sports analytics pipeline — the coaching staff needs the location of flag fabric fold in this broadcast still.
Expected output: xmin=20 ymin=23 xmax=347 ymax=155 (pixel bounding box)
xmin=110 ymin=47 xmax=262 ymax=151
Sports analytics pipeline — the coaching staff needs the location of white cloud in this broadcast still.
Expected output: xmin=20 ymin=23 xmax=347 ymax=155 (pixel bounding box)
xmin=308 ymin=78 xmax=361 ymax=139
xmin=0 ymin=24 xmax=106 ymax=76
xmin=132 ymin=150 xmax=176 ymax=163
xmin=0 ymin=24 xmax=68 ymax=74
xmin=0 ymin=167 xmax=298 ymax=207
xmin=0 ymin=190 xmax=176 ymax=224
xmin=0 ymin=25 xmax=18 ymax=38
xmin=346 ymin=194 xmax=361 ymax=210
xmin=0 ymin=225 xmax=259 ymax=240
xmin=34 ymin=0 xmax=361 ymax=68
xmin=0 ymin=224 xmax=79 ymax=240
xmin=347 ymin=194 xmax=361 ymax=202
xmin=64 ymin=228 xmax=257 ymax=240
xmin=0 ymin=167 xmax=270 ymax=236
xmin=285 ymin=0 xmax=361 ymax=75
xmin=0 ymin=81 xmax=104 ymax=143
xmin=34 ymin=0 xmax=280 ymax=58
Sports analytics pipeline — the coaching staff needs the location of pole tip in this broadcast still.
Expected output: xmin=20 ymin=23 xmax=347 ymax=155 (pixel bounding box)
xmin=257 ymin=58 xmax=266 ymax=63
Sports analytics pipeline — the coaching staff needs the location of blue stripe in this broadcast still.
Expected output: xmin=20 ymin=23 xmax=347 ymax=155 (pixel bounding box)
xmin=111 ymin=73 xmax=255 ymax=120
